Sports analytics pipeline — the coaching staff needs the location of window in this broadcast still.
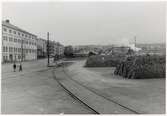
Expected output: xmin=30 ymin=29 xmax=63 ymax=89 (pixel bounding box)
xmin=3 ymin=28 xmax=7 ymax=32
xmin=3 ymin=36 xmax=8 ymax=41
xmin=3 ymin=56 xmax=5 ymax=61
xmin=11 ymin=47 xmax=13 ymax=52
xmin=6 ymin=47 xmax=8 ymax=52
xmin=3 ymin=46 xmax=5 ymax=52
xmin=9 ymin=30 xmax=12 ymax=33
xmin=9 ymin=37 xmax=13 ymax=42
xmin=13 ymin=31 xmax=16 ymax=34
xmin=2 ymin=36 xmax=5 ymax=40
xmin=25 ymin=35 xmax=27 ymax=37
xmin=18 ymin=32 xmax=20 ymax=35
xmin=22 ymin=34 xmax=24 ymax=36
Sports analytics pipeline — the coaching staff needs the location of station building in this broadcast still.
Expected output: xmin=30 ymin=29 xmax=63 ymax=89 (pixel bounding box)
xmin=2 ymin=20 xmax=37 ymax=63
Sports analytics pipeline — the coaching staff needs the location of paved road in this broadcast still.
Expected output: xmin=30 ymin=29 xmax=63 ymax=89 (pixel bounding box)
xmin=2 ymin=59 xmax=94 ymax=114
xmin=64 ymin=60 xmax=165 ymax=114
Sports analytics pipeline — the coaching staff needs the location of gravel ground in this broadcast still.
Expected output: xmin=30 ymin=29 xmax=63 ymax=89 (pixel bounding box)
xmin=65 ymin=60 xmax=165 ymax=114
xmin=2 ymin=59 xmax=94 ymax=114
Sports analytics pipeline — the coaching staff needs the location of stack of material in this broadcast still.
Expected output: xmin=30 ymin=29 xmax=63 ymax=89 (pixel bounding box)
xmin=114 ymin=55 xmax=166 ymax=79
xmin=85 ymin=55 xmax=125 ymax=67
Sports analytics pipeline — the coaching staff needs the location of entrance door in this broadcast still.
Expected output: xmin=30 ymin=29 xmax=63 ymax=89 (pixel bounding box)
xmin=9 ymin=54 xmax=13 ymax=62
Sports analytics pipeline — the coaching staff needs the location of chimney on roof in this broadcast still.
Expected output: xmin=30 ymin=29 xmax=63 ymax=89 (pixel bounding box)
xmin=5 ymin=19 xmax=10 ymax=23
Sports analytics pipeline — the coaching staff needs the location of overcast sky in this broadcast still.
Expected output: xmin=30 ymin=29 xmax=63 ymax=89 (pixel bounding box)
xmin=2 ymin=2 xmax=166 ymax=45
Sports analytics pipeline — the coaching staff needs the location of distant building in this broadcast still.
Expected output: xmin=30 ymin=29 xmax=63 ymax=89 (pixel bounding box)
xmin=54 ymin=42 xmax=64 ymax=57
xmin=2 ymin=20 xmax=37 ymax=63
xmin=47 ymin=40 xmax=55 ymax=57
xmin=112 ymin=47 xmax=130 ymax=54
xmin=136 ymin=43 xmax=166 ymax=55
xmin=36 ymin=38 xmax=47 ymax=58
xmin=73 ymin=45 xmax=102 ymax=55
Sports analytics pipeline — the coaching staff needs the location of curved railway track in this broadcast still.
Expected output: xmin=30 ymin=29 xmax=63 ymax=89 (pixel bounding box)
xmin=52 ymin=62 xmax=140 ymax=114
xmin=52 ymin=67 xmax=99 ymax=114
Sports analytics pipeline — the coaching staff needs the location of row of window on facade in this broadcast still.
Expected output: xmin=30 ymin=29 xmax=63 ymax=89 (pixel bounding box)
xmin=3 ymin=55 xmax=25 ymax=62
xmin=3 ymin=27 xmax=35 ymax=39
xmin=3 ymin=36 xmax=36 ymax=46
xmin=3 ymin=46 xmax=37 ymax=54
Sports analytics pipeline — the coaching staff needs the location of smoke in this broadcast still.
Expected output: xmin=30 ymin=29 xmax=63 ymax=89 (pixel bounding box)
xmin=129 ymin=44 xmax=141 ymax=51
xmin=118 ymin=38 xmax=141 ymax=51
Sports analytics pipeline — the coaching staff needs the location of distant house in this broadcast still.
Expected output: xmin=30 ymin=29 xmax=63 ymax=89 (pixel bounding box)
xmin=36 ymin=38 xmax=47 ymax=58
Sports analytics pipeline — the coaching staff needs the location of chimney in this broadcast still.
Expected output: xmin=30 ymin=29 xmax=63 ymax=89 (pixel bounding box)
xmin=5 ymin=19 xmax=10 ymax=23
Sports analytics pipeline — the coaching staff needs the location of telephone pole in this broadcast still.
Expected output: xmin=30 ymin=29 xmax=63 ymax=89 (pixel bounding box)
xmin=47 ymin=32 xmax=50 ymax=67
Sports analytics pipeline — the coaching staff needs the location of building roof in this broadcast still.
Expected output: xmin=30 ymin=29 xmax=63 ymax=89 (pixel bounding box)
xmin=2 ymin=20 xmax=37 ymax=37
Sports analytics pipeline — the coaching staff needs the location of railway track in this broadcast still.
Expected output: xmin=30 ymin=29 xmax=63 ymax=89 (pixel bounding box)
xmin=52 ymin=62 xmax=140 ymax=114
xmin=52 ymin=67 xmax=99 ymax=114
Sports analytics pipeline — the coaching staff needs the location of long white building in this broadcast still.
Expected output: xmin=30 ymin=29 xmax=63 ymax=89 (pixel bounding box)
xmin=2 ymin=20 xmax=37 ymax=63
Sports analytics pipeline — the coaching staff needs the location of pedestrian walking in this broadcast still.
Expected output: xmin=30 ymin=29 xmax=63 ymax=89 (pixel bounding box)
xmin=13 ymin=63 xmax=16 ymax=72
xmin=19 ymin=63 xmax=22 ymax=71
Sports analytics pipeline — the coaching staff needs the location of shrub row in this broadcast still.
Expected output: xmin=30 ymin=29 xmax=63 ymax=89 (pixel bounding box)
xmin=114 ymin=55 xmax=166 ymax=79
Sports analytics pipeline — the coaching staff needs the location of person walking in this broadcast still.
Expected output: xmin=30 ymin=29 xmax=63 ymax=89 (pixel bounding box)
xmin=13 ymin=63 xmax=16 ymax=72
xmin=19 ymin=63 xmax=22 ymax=71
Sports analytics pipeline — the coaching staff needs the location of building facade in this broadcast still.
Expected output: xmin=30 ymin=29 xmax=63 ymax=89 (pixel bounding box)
xmin=2 ymin=20 xmax=37 ymax=63
xmin=54 ymin=42 xmax=64 ymax=58
xmin=36 ymin=38 xmax=47 ymax=58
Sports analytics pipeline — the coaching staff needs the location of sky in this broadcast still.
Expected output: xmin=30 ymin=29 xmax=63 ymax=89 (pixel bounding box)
xmin=2 ymin=2 xmax=166 ymax=46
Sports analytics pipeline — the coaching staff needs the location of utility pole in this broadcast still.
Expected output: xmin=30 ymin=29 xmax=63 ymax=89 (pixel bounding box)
xmin=47 ymin=32 xmax=50 ymax=67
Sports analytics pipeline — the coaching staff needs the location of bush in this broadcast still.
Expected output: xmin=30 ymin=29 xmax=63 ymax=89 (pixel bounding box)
xmin=114 ymin=55 xmax=166 ymax=79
